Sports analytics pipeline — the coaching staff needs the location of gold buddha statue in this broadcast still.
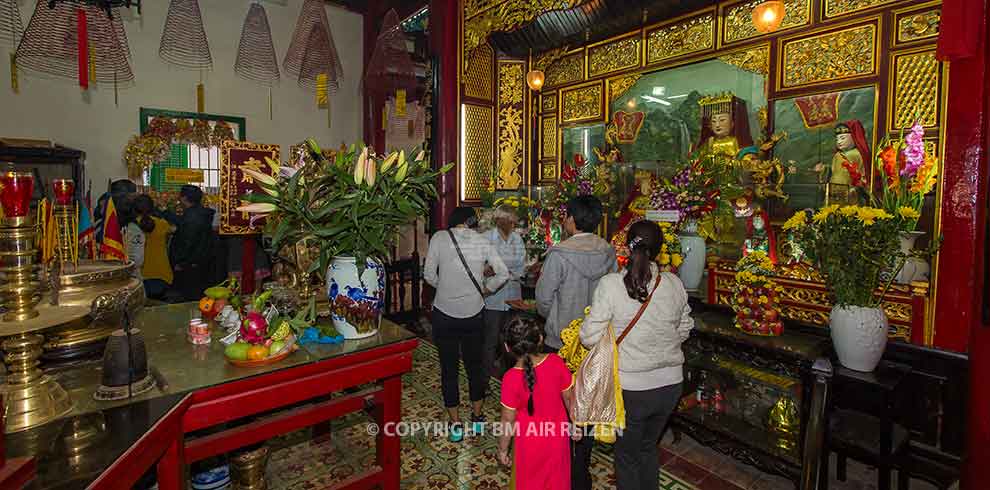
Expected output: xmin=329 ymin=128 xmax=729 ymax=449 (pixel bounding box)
xmin=694 ymin=93 xmax=756 ymax=163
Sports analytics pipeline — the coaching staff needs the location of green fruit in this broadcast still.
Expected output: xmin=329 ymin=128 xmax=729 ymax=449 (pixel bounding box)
xmin=205 ymin=287 xmax=231 ymax=300
xmin=270 ymin=322 xmax=291 ymax=341
xmin=224 ymin=342 xmax=251 ymax=360
xmin=270 ymin=341 xmax=286 ymax=355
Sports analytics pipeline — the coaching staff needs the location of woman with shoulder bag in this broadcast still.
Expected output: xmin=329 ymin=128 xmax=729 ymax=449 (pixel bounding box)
xmin=424 ymin=207 xmax=510 ymax=442
xmin=579 ymin=220 xmax=695 ymax=490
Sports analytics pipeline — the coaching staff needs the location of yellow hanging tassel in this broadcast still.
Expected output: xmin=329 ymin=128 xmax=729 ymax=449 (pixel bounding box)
xmin=9 ymin=53 xmax=17 ymax=93
xmin=316 ymin=73 xmax=328 ymax=108
xmin=88 ymin=40 xmax=96 ymax=85
xmin=396 ymin=89 xmax=406 ymax=117
xmin=197 ymin=83 xmax=205 ymax=112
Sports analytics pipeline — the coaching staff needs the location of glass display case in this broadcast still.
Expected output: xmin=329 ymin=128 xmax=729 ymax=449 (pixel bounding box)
xmin=672 ymin=309 xmax=831 ymax=485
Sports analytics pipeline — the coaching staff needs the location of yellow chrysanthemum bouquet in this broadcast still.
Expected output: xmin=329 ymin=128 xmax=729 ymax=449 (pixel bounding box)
xmin=732 ymin=251 xmax=785 ymax=336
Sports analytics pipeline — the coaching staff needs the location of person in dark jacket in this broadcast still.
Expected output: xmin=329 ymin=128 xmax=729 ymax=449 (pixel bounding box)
xmin=170 ymin=185 xmax=216 ymax=301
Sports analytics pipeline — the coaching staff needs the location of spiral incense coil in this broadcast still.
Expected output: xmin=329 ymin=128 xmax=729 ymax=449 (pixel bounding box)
xmin=284 ymin=0 xmax=341 ymax=91
xmin=16 ymin=1 xmax=133 ymax=84
xmin=0 ymin=0 xmax=22 ymax=49
xmin=234 ymin=2 xmax=279 ymax=87
xmin=159 ymin=0 xmax=212 ymax=70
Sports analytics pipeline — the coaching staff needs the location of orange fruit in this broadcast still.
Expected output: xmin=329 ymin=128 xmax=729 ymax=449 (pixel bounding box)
xmin=198 ymin=297 xmax=215 ymax=314
xmin=246 ymin=345 xmax=269 ymax=360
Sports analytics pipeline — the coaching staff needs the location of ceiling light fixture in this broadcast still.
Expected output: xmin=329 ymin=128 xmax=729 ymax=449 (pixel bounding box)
xmin=752 ymin=1 xmax=785 ymax=34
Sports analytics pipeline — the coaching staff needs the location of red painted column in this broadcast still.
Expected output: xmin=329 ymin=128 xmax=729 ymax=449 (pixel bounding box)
xmin=429 ymin=0 xmax=458 ymax=231
xmin=933 ymin=3 xmax=989 ymax=353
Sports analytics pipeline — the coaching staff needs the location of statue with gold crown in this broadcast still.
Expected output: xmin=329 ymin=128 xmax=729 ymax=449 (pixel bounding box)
xmin=693 ymin=93 xmax=757 ymax=164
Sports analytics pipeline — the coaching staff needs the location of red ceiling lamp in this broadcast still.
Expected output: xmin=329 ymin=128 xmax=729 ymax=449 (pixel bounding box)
xmin=752 ymin=1 xmax=785 ymax=34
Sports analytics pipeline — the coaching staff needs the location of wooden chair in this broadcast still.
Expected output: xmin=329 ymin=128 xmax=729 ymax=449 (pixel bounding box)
xmin=384 ymin=253 xmax=423 ymax=334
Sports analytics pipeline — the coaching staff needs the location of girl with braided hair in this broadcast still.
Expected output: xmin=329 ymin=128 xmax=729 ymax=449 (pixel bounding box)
xmin=498 ymin=316 xmax=577 ymax=490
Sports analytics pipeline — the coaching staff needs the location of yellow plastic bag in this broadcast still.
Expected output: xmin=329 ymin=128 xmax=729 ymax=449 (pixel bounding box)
xmin=560 ymin=307 xmax=591 ymax=372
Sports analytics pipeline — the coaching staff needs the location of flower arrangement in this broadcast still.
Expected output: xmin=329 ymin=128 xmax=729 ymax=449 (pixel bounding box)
xmin=649 ymin=157 xmax=742 ymax=239
xmin=783 ymin=204 xmax=902 ymax=307
xmin=493 ymin=195 xmax=538 ymax=223
xmin=614 ymin=221 xmax=682 ymax=271
xmin=541 ymin=154 xmax=616 ymax=223
xmin=874 ymin=121 xmax=939 ymax=231
xmin=237 ymin=140 xmax=453 ymax=276
xmin=732 ymin=251 xmax=784 ymax=336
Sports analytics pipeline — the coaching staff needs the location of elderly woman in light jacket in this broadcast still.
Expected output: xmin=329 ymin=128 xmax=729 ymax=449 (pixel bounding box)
xmin=580 ymin=220 xmax=695 ymax=490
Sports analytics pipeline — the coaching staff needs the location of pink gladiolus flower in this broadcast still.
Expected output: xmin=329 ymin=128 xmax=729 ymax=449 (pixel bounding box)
xmin=901 ymin=121 xmax=925 ymax=177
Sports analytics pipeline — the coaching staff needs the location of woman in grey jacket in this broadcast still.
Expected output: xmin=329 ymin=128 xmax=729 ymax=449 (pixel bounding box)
xmin=580 ymin=220 xmax=695 ymax=490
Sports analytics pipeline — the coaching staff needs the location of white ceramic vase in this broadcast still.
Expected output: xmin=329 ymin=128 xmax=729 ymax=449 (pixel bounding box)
xmin=829 ymin=305 xmax=888 ymax=372
xmin=677 ymin=219 xmax=707 ymax=292
xmin=326 ymin=256 xmax=385 ymax=339
xmin=894 ymin=231 xmax=930 ymax=284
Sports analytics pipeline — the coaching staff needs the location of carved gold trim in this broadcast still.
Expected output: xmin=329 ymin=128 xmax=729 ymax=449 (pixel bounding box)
xmin=559 ymin=81 xmax=604 ymax=124
xmin=892 ymin=2 xmax=941 ymax=47
xmin=534 ymin=46 xmax=572 ymax=71
xmin=824 ymin=0 xmax=897 ymax=19
xmin=720 ymin=0 xmax=811 ymax=46
xmin=588 ymin=34 xmax=641 ymax=78
xmin=461 ymin=104 xmax=495 ymax=202
xmin=777 ymin=19 xmax=880 ymax=91
xmin=464 ymin=43 xmax=495 ymax=101
xmin=541 ymin=116 xmax=558 ymax=159
xmin=545 ymin=51 xmax=585 ymax=89
xmin=717 ymin=43 xmax=771 ymax=76
xmin=497 ymin=60 xmax=525 ymax=191
xmin=645 ymin=11 xmax=716 ymax=65
xmin=607 ymin=74 xmax=642 ymax=104
xmin=888 ymin=48 xmax=941 ymax=130
xmin=541 ymin=92 xmax=558 ymax=114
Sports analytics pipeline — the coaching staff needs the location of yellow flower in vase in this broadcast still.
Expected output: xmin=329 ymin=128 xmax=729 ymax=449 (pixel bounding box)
xmin=758 ymin=296 xmax=769 ymax=304
xmin=658 ymin=253 xmax=671 ymax=265
xmin=813 ymin=205 xmax=840 ymax=223
xmin=839 ymin=206 xmax=859 ymax=217
xmin=898 ymin=206 xmax=920 ymax=220
xmin=671 ymin=254 xmax=683 ymax=267
xmin=783 ymin=211 xmax=807 ymax=231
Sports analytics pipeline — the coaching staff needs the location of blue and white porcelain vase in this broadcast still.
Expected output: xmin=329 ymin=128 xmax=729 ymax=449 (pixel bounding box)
xmin=326 ymin=256 xmax=385 ymax=339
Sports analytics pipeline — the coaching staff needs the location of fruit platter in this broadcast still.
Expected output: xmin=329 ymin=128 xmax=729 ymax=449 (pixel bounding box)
xmin=506 ymin=299 xmax=538 ymax=313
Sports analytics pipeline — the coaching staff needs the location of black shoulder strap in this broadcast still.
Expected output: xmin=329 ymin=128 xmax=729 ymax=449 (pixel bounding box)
xmin=446 ymin=230 xmax=486 ymax=298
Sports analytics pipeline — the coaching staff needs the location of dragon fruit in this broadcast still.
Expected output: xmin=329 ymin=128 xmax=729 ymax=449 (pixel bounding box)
xmin=240 ymin=312 xmax=268 ymax=345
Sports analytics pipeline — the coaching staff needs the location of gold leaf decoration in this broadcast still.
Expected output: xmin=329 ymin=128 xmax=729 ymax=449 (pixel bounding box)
xmin=498 ymin=61 xmax=525 ymax=190
xmin=560 ymin=83 xmax=603 ymax=123
xmin=608 ymin=74 xmax=641 ymax=103
xmin=545 ymin=52 xmax=584 ymax=88
xmin=464 ymin=43 xmax=495 ymax=101
xmin=534 ymin=46 xmax=572 ymax=71
xmin=896 ymin=9 xmax=940 ymax=44
xmin=588 ymin=36 xmax=641 ymax=78
xmin=825 ymin=0 xmax=896 ymax=19
xmin=541 ymin=93 xmax=558 ymax=113
xmin=718 ymin=45 xmax=771 ymax=75
xmin=462 ymin=104 xmax=494 ymax=201
xmin=781 ymin=23 xmax=877 ymax=89
xmin=647 ymin=13 xmax=715 ymax=65
xmin=892 ymin=50 xmax=940 ymax=129
xmin=541 ymin=116 xmax=557 ymax=159
xmin=724 ymin=0 xmax=810 ymax=44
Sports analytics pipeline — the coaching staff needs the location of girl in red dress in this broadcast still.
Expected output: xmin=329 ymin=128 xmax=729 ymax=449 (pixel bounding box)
xmin=498 ymin=317 xmax=578 ymax=490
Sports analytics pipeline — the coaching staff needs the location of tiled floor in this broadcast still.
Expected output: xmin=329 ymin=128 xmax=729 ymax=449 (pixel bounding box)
xmin=658 ymin=430 xmax=950 ymax=490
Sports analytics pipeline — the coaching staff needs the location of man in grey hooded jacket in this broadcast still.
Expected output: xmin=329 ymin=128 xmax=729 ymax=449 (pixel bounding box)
xmin=535 ymin=195 xmax=616 ymax=490
xmin=536 ymin=195 xmax=617 ymax=350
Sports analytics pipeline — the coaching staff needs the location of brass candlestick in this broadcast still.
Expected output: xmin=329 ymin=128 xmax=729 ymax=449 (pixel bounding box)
xmin=1 ymin=216 xmax=41 ymax=322
xmin=53 ymin=204 xmax=78 ymax=270
xmin=1 ymin=333 xmax=73 ymax=432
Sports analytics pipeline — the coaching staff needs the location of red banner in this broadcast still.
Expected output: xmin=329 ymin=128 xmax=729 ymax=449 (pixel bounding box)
xmin=612 ymin=111 xmax=645 ymax=144
xmin=219 ymin=140 xmax=280 ymax=235
xmin=793 ymin=93 xmax=840 ymax=129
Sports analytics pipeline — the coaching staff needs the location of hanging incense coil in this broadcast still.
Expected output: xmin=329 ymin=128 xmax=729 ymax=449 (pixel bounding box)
xmin=16 ymin=1 xmax=134 ymax=84
xmin=364 ymin=9 xmax=416 ymax=97
xmin=234 ymin=2 xmax=279 ymax=86
xmin=0 ymin=0 xmax=23 ymax=49
xmin=284 ymin=0 xmax=341 ymax=90
xmin=159 ymin=0 xmax=212 ymax=70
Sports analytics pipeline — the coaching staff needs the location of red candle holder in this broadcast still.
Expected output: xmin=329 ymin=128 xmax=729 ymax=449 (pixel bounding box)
xmin=0 ymin=172 xmax=34 ymax=219
xmin=52 ymin=178 xmax=75 ymax=206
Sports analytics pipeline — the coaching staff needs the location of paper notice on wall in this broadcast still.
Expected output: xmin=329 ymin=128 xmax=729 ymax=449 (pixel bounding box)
xmin=646 ymin=209 xmax=680 ymax=222
xmin=164 ymin=168 xmax=204 ymax=184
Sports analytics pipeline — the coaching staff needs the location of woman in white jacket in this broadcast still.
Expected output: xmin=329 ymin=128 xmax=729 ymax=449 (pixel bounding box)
xmin=580 ymin=220 xmax=694 ymax=490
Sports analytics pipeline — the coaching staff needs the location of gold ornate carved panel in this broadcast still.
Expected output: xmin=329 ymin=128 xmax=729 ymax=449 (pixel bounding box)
xmin=721 ymin=0 xmax=811 ymax=45
xmin=560 ymin=82 xmax=604 ymax=124
xmin=890 ymin=49 xmax=941 ymax=130
xmin=462 ymin=0 xmax=591 ymax=75
xmin=588 ymin=34 xmax=641 ymax=78
xmin=893 ymin=4 xmax=941 ymax=47
xmin=461 ymin=104 xmax=494 ymax=202
xmin=718 ymin=44 xmax=771 ymax=76
xmin=646 ymin=12 xmax=715 ymax=65
xmin=497 ymin=61 xmax=525 ymax=190
xmin=541 ymin=93 xmax=558 ymax=114
xmin=824 ymin=0 xmax=897 ymax=19
xmin=464 ymin=43 xmax=495 ymax=101
xmin=608 ymin=74 xmax=641 ymax=103
xmin=545 ymin=52 xmax=585 ymax=89
xmin=779 ymin=21 xmax=878 ymax=90
xmin=541 ymin=116 xmax=558 ymax=159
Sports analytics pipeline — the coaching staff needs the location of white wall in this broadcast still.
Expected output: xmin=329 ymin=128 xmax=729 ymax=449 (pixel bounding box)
xmin=0 ymin=0 xmax=363 ymax=189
